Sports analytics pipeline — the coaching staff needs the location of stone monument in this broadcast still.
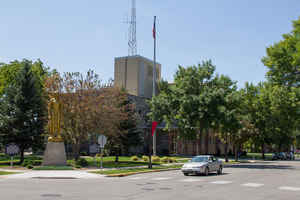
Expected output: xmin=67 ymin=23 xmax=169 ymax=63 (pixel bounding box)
xmin=42 ymin=94 xmax=67 ymax=166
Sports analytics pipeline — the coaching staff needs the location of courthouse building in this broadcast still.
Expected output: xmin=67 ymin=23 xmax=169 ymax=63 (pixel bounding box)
xmin=114 ymin=55 xmax=232 ymax=156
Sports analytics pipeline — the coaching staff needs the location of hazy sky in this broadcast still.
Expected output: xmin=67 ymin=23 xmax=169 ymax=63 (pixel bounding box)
xmin=0 ymin=0 xmax=299 ymax=87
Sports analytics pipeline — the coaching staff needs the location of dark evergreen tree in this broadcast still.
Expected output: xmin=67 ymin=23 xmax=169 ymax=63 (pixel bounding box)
xmin=0 ymin=61 xmax=47 ymax=164
xmin=105 ymin=97 xmax=142 ymax=162
xmin=120 ymin=99 xmax=142 ymax=155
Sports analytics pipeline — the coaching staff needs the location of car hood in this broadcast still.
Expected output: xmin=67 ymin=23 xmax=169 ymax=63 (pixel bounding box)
xmin=183 ymin=162 xmax=208 ymax=168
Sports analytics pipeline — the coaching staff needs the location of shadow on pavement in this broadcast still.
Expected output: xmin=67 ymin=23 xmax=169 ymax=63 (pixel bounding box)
xmin=188 ymin=172 xmax=231 ymax=177
xmin=224 ymin=164 xmax=294 ymax=170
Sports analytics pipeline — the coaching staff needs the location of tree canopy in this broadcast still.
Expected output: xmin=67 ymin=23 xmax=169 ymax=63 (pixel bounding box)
xmin=0 ymin=61 xmax=47 ymax=164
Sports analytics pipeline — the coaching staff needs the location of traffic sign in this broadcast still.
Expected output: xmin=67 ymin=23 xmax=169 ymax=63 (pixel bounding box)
xmin=98 ymin=135 xmax=107 ymax=148
xmin=6 ymin=144 xmax=19 ymax=156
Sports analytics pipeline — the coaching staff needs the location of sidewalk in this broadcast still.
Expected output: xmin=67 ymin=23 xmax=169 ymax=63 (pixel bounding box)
xmin=1 ymin=170 xmax=103 ymax=179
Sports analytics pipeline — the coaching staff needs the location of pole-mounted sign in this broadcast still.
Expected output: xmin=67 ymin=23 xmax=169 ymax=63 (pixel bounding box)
xmin=97 ymin=135 xmax=107 ymax=169
xmin=5 ymin=143 xmax=19 ymax=168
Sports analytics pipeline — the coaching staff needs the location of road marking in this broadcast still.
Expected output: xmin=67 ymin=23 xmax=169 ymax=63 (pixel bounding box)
xmin=151 ymin=177 xmax=171 ymax=181
xmin=210 ymin=181 xmax=232 ymax=184
xmin=128 ymin=177 xmax=144 ymax=180
xmin=279 ymin=186 xmax=300 ymax=191
xmin=242 ymin=183 xmax=264 ymax=188
xmin=180 ymin=178 xmax=202 ymax=182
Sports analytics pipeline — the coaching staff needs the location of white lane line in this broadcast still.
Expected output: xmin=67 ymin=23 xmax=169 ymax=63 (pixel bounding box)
xmin=242 ymin=183 xmax=264 ymax=188
xmin=127 ymin=177 xmax=144 ymax=180
xmin=210 ymin=181 xmax=232 ymax=184
xmin=180 ymin=178 xmax=202 ymax=182
xmin=279 ymin=186 xmax=300 ymax=191
xmin=151 ymin=177 xmax=171 ymax=181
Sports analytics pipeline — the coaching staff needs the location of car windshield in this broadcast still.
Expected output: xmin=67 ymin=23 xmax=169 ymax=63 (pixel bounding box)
xmin=191 ymin=156 xmax=209 ymax=162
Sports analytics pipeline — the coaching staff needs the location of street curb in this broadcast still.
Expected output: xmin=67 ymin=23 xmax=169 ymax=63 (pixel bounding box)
xmin=104 ymin=168 xmax=181 ymax=177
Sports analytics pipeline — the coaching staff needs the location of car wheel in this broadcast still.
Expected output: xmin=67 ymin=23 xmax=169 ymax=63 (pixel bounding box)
xmin=217 ymin=166 xmax=223 ymax=175
xmin=204 ymin=167 xmax=209 ymax=176
xmin=183 ymin=173 xmax=189 ymax=176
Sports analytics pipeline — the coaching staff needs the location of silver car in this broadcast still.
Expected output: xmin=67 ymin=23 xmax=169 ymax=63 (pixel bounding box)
xmin=181 ymin=155 xmax=223 ymax=176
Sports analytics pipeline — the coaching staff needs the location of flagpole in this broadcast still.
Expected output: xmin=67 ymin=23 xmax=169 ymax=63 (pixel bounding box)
xmin=153 ymin=16 xmax=157 ymax=156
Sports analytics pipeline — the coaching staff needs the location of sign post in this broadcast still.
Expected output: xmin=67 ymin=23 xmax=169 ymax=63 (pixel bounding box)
xmin=98 ymin=135 xmax=107 ymax=169
xmin=5 ymin=144 xmax=19 ymax=168
xmin=89 ymin=144 xmax=100 ymax=167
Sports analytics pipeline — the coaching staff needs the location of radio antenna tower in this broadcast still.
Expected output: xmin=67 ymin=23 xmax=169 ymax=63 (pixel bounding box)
xmin=128 ymin=0 xmax=137 ymax=56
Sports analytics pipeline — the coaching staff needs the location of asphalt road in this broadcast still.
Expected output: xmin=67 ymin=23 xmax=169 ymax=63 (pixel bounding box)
xmin=1 ymin=160 xmax=300 ymax=200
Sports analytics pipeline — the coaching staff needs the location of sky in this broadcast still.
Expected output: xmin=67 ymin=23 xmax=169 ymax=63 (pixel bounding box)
xmin=0 ymin=0 xmax=299 ymax=87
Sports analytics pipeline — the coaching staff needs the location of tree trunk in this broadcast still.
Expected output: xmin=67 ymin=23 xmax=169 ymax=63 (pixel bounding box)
xmin=18 ymin=148 xmax=25 ymax=165
xmin=115 ymin=154 xmax=119 ymax=163
xmin=234 ymin=144 xmax=238 ymax=162
xmin=115 ymin=148 xmax=121 ymax=163
xmin=225 ymin=134 xmax=229 ymax=162
xmin=196 ymin=131 xmax=200 ymax=155
xmin=261 ymin=143 xmax=265 ymax=160
xmin=72 ymin=143 xmax=81 ymax=161
xmin=205 ymin=129 xmax=209 ymax=155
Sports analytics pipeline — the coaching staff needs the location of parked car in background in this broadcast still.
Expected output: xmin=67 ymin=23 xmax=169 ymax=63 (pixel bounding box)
xmin=286 ymin=151 xmax=295 ymax=160
xmin=272 ymin=152 xmax=288 ymax=160
xmin=272 ymin=153 xmax=279 ymax=160
xmin=181 ymin=155 xmax=223 ymax=176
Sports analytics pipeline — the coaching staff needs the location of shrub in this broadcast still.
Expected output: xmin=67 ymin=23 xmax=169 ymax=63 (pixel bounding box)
xmin=27 ymin=165 xmax=34 ymax=169
xmin=161 ymin=157 xmax=170 ymax=163
xmin=169 ymin=158 xmax=177 ymax=163
xmin=142 ymin=155 xmax=149 ymax=162
xmin=131 ymin=156 xmax=139 ymax=161
xmin=152 ymin=156 xmax=160 ymax=162
xmin=75 ymin=158 xmax=89 ymax=167
xmin=80 ymin=152 xmax=88 ymax=156
xmin=33 ymin=160 xmax=42 ymax=166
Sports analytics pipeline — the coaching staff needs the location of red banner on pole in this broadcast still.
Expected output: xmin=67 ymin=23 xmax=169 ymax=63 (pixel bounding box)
xmin=151 ymin=121 xmax=158 ymax=136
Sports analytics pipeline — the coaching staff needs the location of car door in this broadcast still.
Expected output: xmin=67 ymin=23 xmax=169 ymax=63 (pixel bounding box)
xmin=208 ymin=156 xmax=215 ymax=171
xmin=211 ymin=156 xmax=218 ymax=171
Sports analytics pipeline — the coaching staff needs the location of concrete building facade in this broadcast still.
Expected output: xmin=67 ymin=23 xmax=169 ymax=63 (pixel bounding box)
xmin=114 ymin=55 xmax=161 ymax=98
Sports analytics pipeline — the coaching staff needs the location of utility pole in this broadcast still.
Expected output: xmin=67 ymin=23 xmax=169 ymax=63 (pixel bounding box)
xmin=152 ymin=16 xmax=157 ymax=156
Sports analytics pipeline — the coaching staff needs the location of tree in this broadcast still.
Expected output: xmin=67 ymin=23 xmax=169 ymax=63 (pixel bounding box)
xmin=119 ymin=98 xmax=142 ymax=155
xmin=0 ymin=59 xmax=51 ymax=96
xmin=267 ymin=85 xmax=299 ymax=151
xmin=105 ymin=94 xmax=140 ymax=162
xmin=216 ymin=76 xmax=243 ymax=162
xmin=241 ymin=83 xmax=273 ymax=159
xmin=149 ymin=60 xmax=227 ymax=154
xmin=45 ymin=71 xmax=129 ymax=160
xmin=262 ymin=17 xmax=300 ymax=87
xmin=0 ymin=61 xmax=47 ymax=164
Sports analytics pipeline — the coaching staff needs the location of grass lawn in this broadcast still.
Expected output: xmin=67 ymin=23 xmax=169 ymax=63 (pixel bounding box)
xmin=80 ymin=156 xmax=188 ymax=168
xmin=241 ymin=153 xmax=273 ymax=160
xmin=32 ymin=166 xmax=73 ymax=170
xmin=91 ymin=164 xmax=182 ymax=175
xmin=0 ymin=171 xmax=18 ymax=175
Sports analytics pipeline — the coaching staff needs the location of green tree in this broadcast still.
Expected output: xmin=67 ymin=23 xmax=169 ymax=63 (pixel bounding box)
xmin=267 ymin=85 xmax=299 ymax=151
xmin=0 ymin=59 xmax=50 ymax=96
xmin=216 ymin=77 xmax=244 ymax=162
xmin=106 ymin=96 xmax=142 ymax=162
xmin=149 ymin=60 xmax=227 ymax=154
xmin=262 ymin=17 xmax=300 ymax=87
xmin=0 ymin=62 xmax=47 ymax=164
xmin=241 ymin=83 xmax=273 ymax=159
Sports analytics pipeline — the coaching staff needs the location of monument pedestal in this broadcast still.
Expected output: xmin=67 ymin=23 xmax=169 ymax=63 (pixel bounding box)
xmin=42 ymin=142 xmax=67 ymax=166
